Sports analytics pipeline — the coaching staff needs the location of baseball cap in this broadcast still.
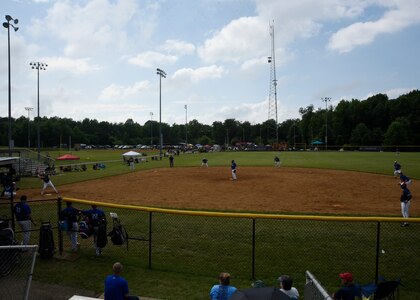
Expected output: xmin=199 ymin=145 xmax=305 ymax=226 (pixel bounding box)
xmin=339 ymin=272 xmax=353 ymax=282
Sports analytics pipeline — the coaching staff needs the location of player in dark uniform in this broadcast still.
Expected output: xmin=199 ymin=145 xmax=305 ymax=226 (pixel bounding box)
xmin=231 ymin=160 xmax=237 ymax=180
xmin=393 ymin=161 xmax=402 ymax=177
xmin=83 ymin=205 xmax=107 ymax=255
xmin=399 ymin=172 xmax=412 ymax=187
xmin=400 ymin=182 xmax=412 ymax=227
xmin=14 ymin=195 xmax=36 ymax=245
xmin=60 ymin=202 xmax=81 ymax=251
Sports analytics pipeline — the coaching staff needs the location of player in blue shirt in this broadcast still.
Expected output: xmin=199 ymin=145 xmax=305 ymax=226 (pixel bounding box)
xmin=104 ymin=262 xmax=138 ymax=300
xmin=82 ymin=205 xmax=107 ymax=255
xmin=393 ymin=161 xmax=402 ymax=177
xmin=60 ymin=202 xmax=81 ymax=252
xmin=14 ymin=195 xmax=36 ymax=245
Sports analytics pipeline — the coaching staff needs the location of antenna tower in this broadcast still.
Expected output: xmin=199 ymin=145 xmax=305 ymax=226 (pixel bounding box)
xmin=268 ymin=20 xmax=278 ymax=144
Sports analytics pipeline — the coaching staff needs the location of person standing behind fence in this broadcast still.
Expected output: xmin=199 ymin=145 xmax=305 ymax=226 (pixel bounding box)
xmin=210 ymin=272 xmax=237 ymax=300
xmin=60 ymin=201 xmax=81 ymax=252
xmin=104 ymin=262 xmax=139 ymax=300
xmin=14 ymin=195 xmax=36 ymax=245
xmin=332 ymin=272 xmax=361 ymax=300
xmin=231 ymin=160 xmax=237 ymax=181
xmin=400 ymin=182 xmax=412 ymax=227
xmin=82 ymin=205 xmax=107 ymax=256
xmin=278 ymin=275 xmax=299 ymax=299
xmin=39 ymin=171 xmax=59 ymax=195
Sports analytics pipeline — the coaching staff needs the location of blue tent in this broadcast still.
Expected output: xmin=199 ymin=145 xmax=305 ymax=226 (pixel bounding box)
xmin=311 ymin=140 xmax=324 ymax=145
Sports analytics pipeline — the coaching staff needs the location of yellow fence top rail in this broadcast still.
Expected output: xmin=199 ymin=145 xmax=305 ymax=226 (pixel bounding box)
xmin=63 ymin=197 xmax=420 ymax=223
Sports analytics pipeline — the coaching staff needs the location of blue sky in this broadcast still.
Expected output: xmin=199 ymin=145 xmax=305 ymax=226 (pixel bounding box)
xmin=1 ymin=0 xmax=419 ymax=126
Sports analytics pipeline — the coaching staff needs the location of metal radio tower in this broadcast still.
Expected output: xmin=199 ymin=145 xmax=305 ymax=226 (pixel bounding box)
xmin=268 ymin=20 xmax=278 ymax=144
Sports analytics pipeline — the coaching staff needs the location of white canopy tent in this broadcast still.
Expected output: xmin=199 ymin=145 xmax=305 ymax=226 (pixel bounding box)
xmin=122 ymin=151 xmax=142 ymax=157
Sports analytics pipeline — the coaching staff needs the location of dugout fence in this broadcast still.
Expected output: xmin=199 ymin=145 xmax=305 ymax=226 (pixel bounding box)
xmin=0 ymin=196 xmax=419 ymax=299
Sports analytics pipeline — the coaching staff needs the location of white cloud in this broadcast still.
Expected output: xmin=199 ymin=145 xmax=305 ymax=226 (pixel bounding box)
xmin=172 ymin=65 xmax=225 ymax=83
xmin=99 ymin=80 xmax=151 ymax=100
xmin=197 ymin=16 xmax=268 ymax=63
xmin=30 ymin=0 xmax=140 ymax=57
xmin=127 ymin=51 xmax=178 ymax=68
xmin=328 ymin=1 xmax=420 ymax=53
xmin=161 ymin=39 xmax=195 ymax=55
xmin=37 ymin=56 xmax=102 ymax=75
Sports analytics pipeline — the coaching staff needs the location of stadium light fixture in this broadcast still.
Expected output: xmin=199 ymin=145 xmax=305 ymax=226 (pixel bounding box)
xmin=3 ymin=14 xmax=19 ymax=156
xmin=156 ymin=68 xmax=166 ymax=159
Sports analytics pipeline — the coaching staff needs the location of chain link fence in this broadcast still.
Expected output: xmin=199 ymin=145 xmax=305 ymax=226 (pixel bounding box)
xmin=0 ymin=245 xmax=38 ymax=300
xmin=1 ymin=197 xmax=419 ymax=299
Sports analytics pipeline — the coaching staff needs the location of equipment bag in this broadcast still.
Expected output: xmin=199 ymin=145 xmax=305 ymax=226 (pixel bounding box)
xmin=108 ymin=217 xmax=128 ymax=250
xmin=38 ymin=222 xmax=54 ymax=259
xmin=96 ymin=223 xmax=108 ymax=248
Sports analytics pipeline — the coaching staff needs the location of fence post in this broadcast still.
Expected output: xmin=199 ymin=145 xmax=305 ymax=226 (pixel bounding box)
xmin=148 ymin=211 xmax=152 ymax=269
xmin=252 ymin=218 xmax=255 ymax=280
xmin=57 ymin=197 xmax=63 ymax=255
xmin=375 ymin=221 xmax=380 ymax=285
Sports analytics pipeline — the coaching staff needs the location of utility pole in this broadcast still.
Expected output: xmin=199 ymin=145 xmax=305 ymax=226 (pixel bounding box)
xmin=25 ymin=107 xmax=33 ymax=148
xmin=321 ymin=97 xmax=331 ymax=151
xmin=268 ymin=20 xmax=278 ymax=146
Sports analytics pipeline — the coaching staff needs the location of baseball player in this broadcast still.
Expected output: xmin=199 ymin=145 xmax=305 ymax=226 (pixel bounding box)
xmin=82 ymin=205 xmax=107 ymax=256
xmin=231 ymin=160 xmax=237 ymax=180
xmin=274 ymin=156 xmax=281 ymax=168
xmin=399 ymin=172 xmax=412 ymax=187
xmin=201 ymin=158 xmax=209 ymax=167
xmin=60 ymin=201 xmax=81 ymax=251
xmin=39 ymin=171 xmax=59 ymax=195
xmin=14 ymin=195 xmax=36 ymax=245
xmin=400 ymin=182 xmax=412 ymax=227
xmin=393 ymin=161 xmax=402 ymax=177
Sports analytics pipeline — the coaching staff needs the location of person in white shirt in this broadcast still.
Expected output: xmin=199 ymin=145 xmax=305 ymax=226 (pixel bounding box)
xmin=279 ymin=275 xmax=299 ymax=299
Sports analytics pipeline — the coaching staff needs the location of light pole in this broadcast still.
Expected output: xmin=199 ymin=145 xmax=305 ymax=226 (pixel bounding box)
xmin=184 ymin=104 xmax=188 ymax=145
xmin=150 ymin=112 xmax=153 ymax=147
xmin=24 ymin=107 xmax=33 ymax=148
xmin=3 ymin=15 xmax=19 ymax=156
xmin=30 ymin=62 xmax=48 ymax=159
xmin=156 ymin=68 xmax=166 ymax=159
xmin=321 ymin=97 xmax=331 ymax=151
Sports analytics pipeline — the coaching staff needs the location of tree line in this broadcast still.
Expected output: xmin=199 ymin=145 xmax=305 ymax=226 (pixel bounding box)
xmin=0 ymin=90 xmax=419 ymax=149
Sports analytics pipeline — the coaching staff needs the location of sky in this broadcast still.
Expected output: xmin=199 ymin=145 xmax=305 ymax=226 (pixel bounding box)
xmin=1 ymin=0 xmax=420 ymax=126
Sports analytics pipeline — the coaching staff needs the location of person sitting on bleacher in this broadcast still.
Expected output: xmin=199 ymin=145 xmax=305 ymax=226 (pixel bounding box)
xmin=209 ymin=272 xmax=237 ymax=300
xmin=279 ymin=275 xmax=299 ymax=299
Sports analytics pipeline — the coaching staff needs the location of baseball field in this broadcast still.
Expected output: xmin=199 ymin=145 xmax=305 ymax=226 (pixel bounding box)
xmin=15 ymin=150 xmax=420 ymax=299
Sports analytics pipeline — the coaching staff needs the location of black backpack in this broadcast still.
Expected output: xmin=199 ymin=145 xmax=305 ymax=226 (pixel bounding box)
xmin=108 ymin=218 xmax=128 ymax=249
xmin=38 ymin=222 xmax=54 ymax=259
xmin=96 ymin=223 xmax=108 ymax=248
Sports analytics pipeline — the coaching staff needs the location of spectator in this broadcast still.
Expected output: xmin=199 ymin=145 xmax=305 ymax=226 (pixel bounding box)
xmin=278 ymin=275 xmax=299 ymax=299
xmin=14 ymin=195 xmax=36 ymax=245
xmin=104 ymin=262 xmax=139 ymax=300
xmin=82 ymin=205 xmax=107 ymax=255
xmin=59 ymin=201 xmax=81 ymax=252
xmin=332 ymin=272 xmax=361 ymax=300
xmin=210 ymin=272 xmax=237 ymax=300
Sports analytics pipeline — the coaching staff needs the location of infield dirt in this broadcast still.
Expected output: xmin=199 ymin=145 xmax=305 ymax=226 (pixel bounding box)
xmin=23 ymin=167 xmax=419 ymax=216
